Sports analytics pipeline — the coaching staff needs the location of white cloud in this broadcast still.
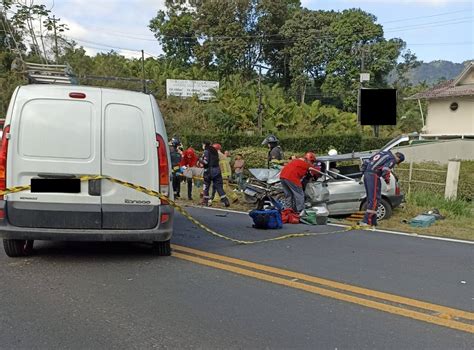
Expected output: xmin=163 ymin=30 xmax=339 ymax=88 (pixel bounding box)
xmin=38 ymin=0 xmax=166 ymax=57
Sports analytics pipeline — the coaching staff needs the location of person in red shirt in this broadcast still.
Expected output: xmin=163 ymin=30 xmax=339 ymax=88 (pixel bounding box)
xmin=280 ymin=152 xmax=320 ymax=214
xmin=180 ymin=147 xmax=198 ymax=200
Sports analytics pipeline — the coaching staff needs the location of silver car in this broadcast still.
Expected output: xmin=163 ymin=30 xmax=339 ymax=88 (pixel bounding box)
xmin=246 ymin=135 xmax=409 ymax=221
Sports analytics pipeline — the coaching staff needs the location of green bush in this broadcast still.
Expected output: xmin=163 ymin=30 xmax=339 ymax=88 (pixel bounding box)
xmin=459 ymin=161 xmax=474 ymax=201
xmin=406 ymin=191 xmax=472 ymax=218
xmin=180 ymin=133 xmax=391 ymax=154
xmin=231 ymin=147 xmax=269 ymax=169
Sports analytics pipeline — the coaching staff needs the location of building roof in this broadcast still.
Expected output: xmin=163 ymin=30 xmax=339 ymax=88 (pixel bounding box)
xmin=406 ymin=61 xmax=474 ymax=100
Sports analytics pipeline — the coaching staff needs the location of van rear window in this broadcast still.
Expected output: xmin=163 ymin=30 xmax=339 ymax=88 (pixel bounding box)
xmin=19 ymin=99 xmax=93 ymax=160
xmin=104 ymin=103 xmax=146 ymax=162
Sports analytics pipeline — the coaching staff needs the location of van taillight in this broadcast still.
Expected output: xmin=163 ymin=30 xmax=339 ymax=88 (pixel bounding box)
xmin=0 ymin=125 xmax=10 ymax=200
xmin=156 ymin=134 xmax=170 ymax=202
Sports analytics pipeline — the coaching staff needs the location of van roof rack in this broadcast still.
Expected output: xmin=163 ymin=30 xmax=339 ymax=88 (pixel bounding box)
xmin=21 ymin=61 xmax=154 ymax=93
xmin=25 ymin=62 xmax=77 ymax=85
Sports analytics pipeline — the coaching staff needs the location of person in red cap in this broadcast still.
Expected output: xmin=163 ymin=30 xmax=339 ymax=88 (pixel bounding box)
xmin=179 ymin=147 xmax=198 ymax=200
xmin=279 ymin=152 xmax=321 ymax=214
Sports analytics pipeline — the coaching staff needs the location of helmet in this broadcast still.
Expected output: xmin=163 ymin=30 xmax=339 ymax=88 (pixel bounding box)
xmin=395 ymin=152 xmax=405 ymax=163
xmin=262 ymin=135 xmax=279 ymax=145
xmin=328 ymin=149 xmax=338 ymax=156
xmin=212 ymin=143 xmax=222 ymax=151
xmin=304 ymin=152 xmax=317 ymax=164
xmin=169 ymin=137 xmax=181 ymax=147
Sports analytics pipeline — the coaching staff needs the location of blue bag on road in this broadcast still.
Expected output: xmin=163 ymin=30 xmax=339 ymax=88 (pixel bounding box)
xmin=249 ymin=209 xmax=283 ymax=230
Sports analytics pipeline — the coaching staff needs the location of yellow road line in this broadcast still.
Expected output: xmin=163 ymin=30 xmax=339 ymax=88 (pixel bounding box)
xmin=173 ymin=252 xmax=473 ymax=334
xmin=173 ymin=244 xmax=473 ymax=321
xmin=172 ymin=246 xmax=474 ymax=333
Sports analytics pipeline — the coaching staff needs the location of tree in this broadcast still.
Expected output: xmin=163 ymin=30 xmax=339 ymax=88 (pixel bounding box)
xmin=256 ymin=0 xmax=300 ymax=88
xmin=149 ymin=0 xmax=198 ymax=66
xmin=3 ymin=0 xmax=68 ymax=63
xmin=321 ymin=9 xmax=404 ymax=111
xmin=280 ymin=9 xmax=337 ymax=104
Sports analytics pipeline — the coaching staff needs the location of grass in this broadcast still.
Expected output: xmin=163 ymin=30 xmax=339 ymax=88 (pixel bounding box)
xmin=175 ymin=183 xmax=474 ymax=242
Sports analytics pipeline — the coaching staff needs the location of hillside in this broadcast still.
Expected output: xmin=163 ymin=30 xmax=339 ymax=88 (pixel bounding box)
xmin=406 ymin=60 xmax=471 ymax=85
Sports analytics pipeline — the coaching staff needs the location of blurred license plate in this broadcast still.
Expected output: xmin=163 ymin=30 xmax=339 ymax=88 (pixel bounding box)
xmin=31 ymin=178 xmax=81 ymax=193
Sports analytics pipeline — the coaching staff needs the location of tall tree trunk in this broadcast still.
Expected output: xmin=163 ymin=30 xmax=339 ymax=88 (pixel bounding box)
xmin=300 ymin=82 xmax=306 ymax=105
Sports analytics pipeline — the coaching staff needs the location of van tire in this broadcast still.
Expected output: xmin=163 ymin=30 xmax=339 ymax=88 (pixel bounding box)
xmin=152 ymin=239 xmax=171 ymax=256
xmin=3 ymin=239 xmax=34 ymax=257
xmin=361 ymin=198 xmax=393 ymax=221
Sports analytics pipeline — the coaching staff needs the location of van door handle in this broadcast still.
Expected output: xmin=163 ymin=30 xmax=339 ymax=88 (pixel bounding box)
xmin=37 ymin=173 xmax=76 ymax=179
xmin=88 ymin=179 xmax=101 ymax=196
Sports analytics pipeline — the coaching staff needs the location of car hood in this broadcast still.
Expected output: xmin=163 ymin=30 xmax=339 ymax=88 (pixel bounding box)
xmin=248 ymin=168 xmax=281 ymax=184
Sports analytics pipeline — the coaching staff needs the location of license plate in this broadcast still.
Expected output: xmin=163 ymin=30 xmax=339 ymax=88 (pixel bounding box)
xmin=31 ymin=178 xmax=81 ymax=193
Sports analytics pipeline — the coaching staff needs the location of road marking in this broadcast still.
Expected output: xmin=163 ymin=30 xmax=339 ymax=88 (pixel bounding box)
xmin=172 ymin=245 xmax=474 ymax=334
xmin=187 ymin=206 xmax=474 ymax=245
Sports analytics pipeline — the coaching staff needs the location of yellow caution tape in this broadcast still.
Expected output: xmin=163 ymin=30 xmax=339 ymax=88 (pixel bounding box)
xmin=0 ymin=175 xmax=359 ymax=245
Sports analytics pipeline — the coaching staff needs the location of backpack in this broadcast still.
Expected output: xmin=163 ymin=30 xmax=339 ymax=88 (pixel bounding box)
xmin=249 ymin=209 xmax=283 ymax=230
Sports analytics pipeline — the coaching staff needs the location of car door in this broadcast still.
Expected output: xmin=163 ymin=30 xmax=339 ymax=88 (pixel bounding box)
xmin=8 ymin=86 xmax=102 ymax=229
xmin=326 ymin=178 xmax=365 ymax=215
xmin=100 ymin=89 xmax=159 ymax=229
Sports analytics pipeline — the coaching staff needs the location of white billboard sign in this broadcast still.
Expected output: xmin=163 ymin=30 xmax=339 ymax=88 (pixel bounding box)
xmin=166 ymin=79 xmax=219 ymax=100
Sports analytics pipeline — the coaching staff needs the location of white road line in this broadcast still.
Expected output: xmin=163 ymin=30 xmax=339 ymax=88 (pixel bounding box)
xmin=184 ymin=205 xmax=474 ymax=245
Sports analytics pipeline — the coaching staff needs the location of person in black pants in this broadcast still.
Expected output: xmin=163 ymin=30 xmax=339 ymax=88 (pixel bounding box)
xmin=199 ymin=141 xmax=230 ymax=207
xmin=169 ymin=137 xmax=182 ymax=198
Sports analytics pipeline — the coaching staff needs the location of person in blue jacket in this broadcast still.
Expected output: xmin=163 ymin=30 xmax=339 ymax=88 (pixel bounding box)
xmin=361 ymin=151 xmax=405 ymax=227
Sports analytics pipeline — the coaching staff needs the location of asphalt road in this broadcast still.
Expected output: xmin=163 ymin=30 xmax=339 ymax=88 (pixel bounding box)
xmin=0 ymin=206 xmax=472 ymax=349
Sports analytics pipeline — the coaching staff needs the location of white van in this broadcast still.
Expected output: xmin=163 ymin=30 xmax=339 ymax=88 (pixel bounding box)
xmin=0 ymin=85 xmax=174 ymax=257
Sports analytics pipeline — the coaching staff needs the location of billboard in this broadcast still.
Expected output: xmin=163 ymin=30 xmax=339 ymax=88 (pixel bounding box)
xmin=166 ymin=79 xmax=219 ymax=100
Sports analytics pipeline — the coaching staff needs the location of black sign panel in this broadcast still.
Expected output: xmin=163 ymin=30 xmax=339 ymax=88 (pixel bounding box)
xmin=360 ymin=89 xmax=397 ymax=125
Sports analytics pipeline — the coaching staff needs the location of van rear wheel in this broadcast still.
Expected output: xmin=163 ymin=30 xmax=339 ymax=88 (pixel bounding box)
xmin=3 ymin=239 xmax=34 ymax=257
xmin=152 ymin=239 xmax=171 ymax=256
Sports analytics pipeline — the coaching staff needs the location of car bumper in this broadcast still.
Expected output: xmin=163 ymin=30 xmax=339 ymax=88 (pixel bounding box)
xmin=0 ymin=204 xmax=174 ymax=242
xmin=385 ymin=194 xmax=404 ymax=208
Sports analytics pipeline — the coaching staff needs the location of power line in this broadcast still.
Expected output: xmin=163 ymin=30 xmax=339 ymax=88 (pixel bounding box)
xmin=383 ymin=9 xmax=470 ymax=23
xmin=385 ymin=16 xmax=473 ymax=31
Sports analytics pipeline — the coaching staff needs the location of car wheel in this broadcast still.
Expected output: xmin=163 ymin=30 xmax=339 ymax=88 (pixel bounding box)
xmin=3 ymin=239 xmax=34 ymax=257
xmin=152 ymin=239 xmax=171 ymax=256
xmin=361 ymin=198 xmax=393 ymax=221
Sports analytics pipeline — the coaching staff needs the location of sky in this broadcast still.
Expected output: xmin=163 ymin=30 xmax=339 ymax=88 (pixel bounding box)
xmin=40 ymin=0 xmax=473 ymax=63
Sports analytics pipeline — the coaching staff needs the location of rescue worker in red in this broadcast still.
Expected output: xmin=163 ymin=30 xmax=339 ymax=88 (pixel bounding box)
xmin=361 ymin=151 xmax=405 ymax=227
xmin=179 ymin=147 xmax=198 ymax=200
xmin=279 ymin=152 xmax=321 ymax=214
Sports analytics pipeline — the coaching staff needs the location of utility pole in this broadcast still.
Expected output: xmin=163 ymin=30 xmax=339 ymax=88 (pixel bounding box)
xmin=53 ymin=15 xmax=59 ymax=64
xmin=141 ymin=50 xmax=146 ymax=93
xmin=257 ymin=64 xmax=263 ymax=136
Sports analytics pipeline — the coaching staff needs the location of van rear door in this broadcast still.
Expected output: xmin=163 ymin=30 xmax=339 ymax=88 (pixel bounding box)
xmin=100 ymin=90 xmax=159 ymax=229
xmin=7 ymin=86 xmax=102 ymax=229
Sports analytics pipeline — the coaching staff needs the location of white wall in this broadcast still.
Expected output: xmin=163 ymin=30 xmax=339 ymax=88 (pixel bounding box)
xmin=426 ymin=96 xmax=474 ymax=134
xmin=393 ymin=139 xmax=474 ymax=164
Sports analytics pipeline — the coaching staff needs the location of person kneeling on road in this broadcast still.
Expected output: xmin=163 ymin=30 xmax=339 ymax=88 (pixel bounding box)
xmin=280 ymin=152 xmax=321 ymax=214
xmin=360 ymin=151 xmax=405 ymax=227
xmin=199 ymin=141 xmax=230 ymax=207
